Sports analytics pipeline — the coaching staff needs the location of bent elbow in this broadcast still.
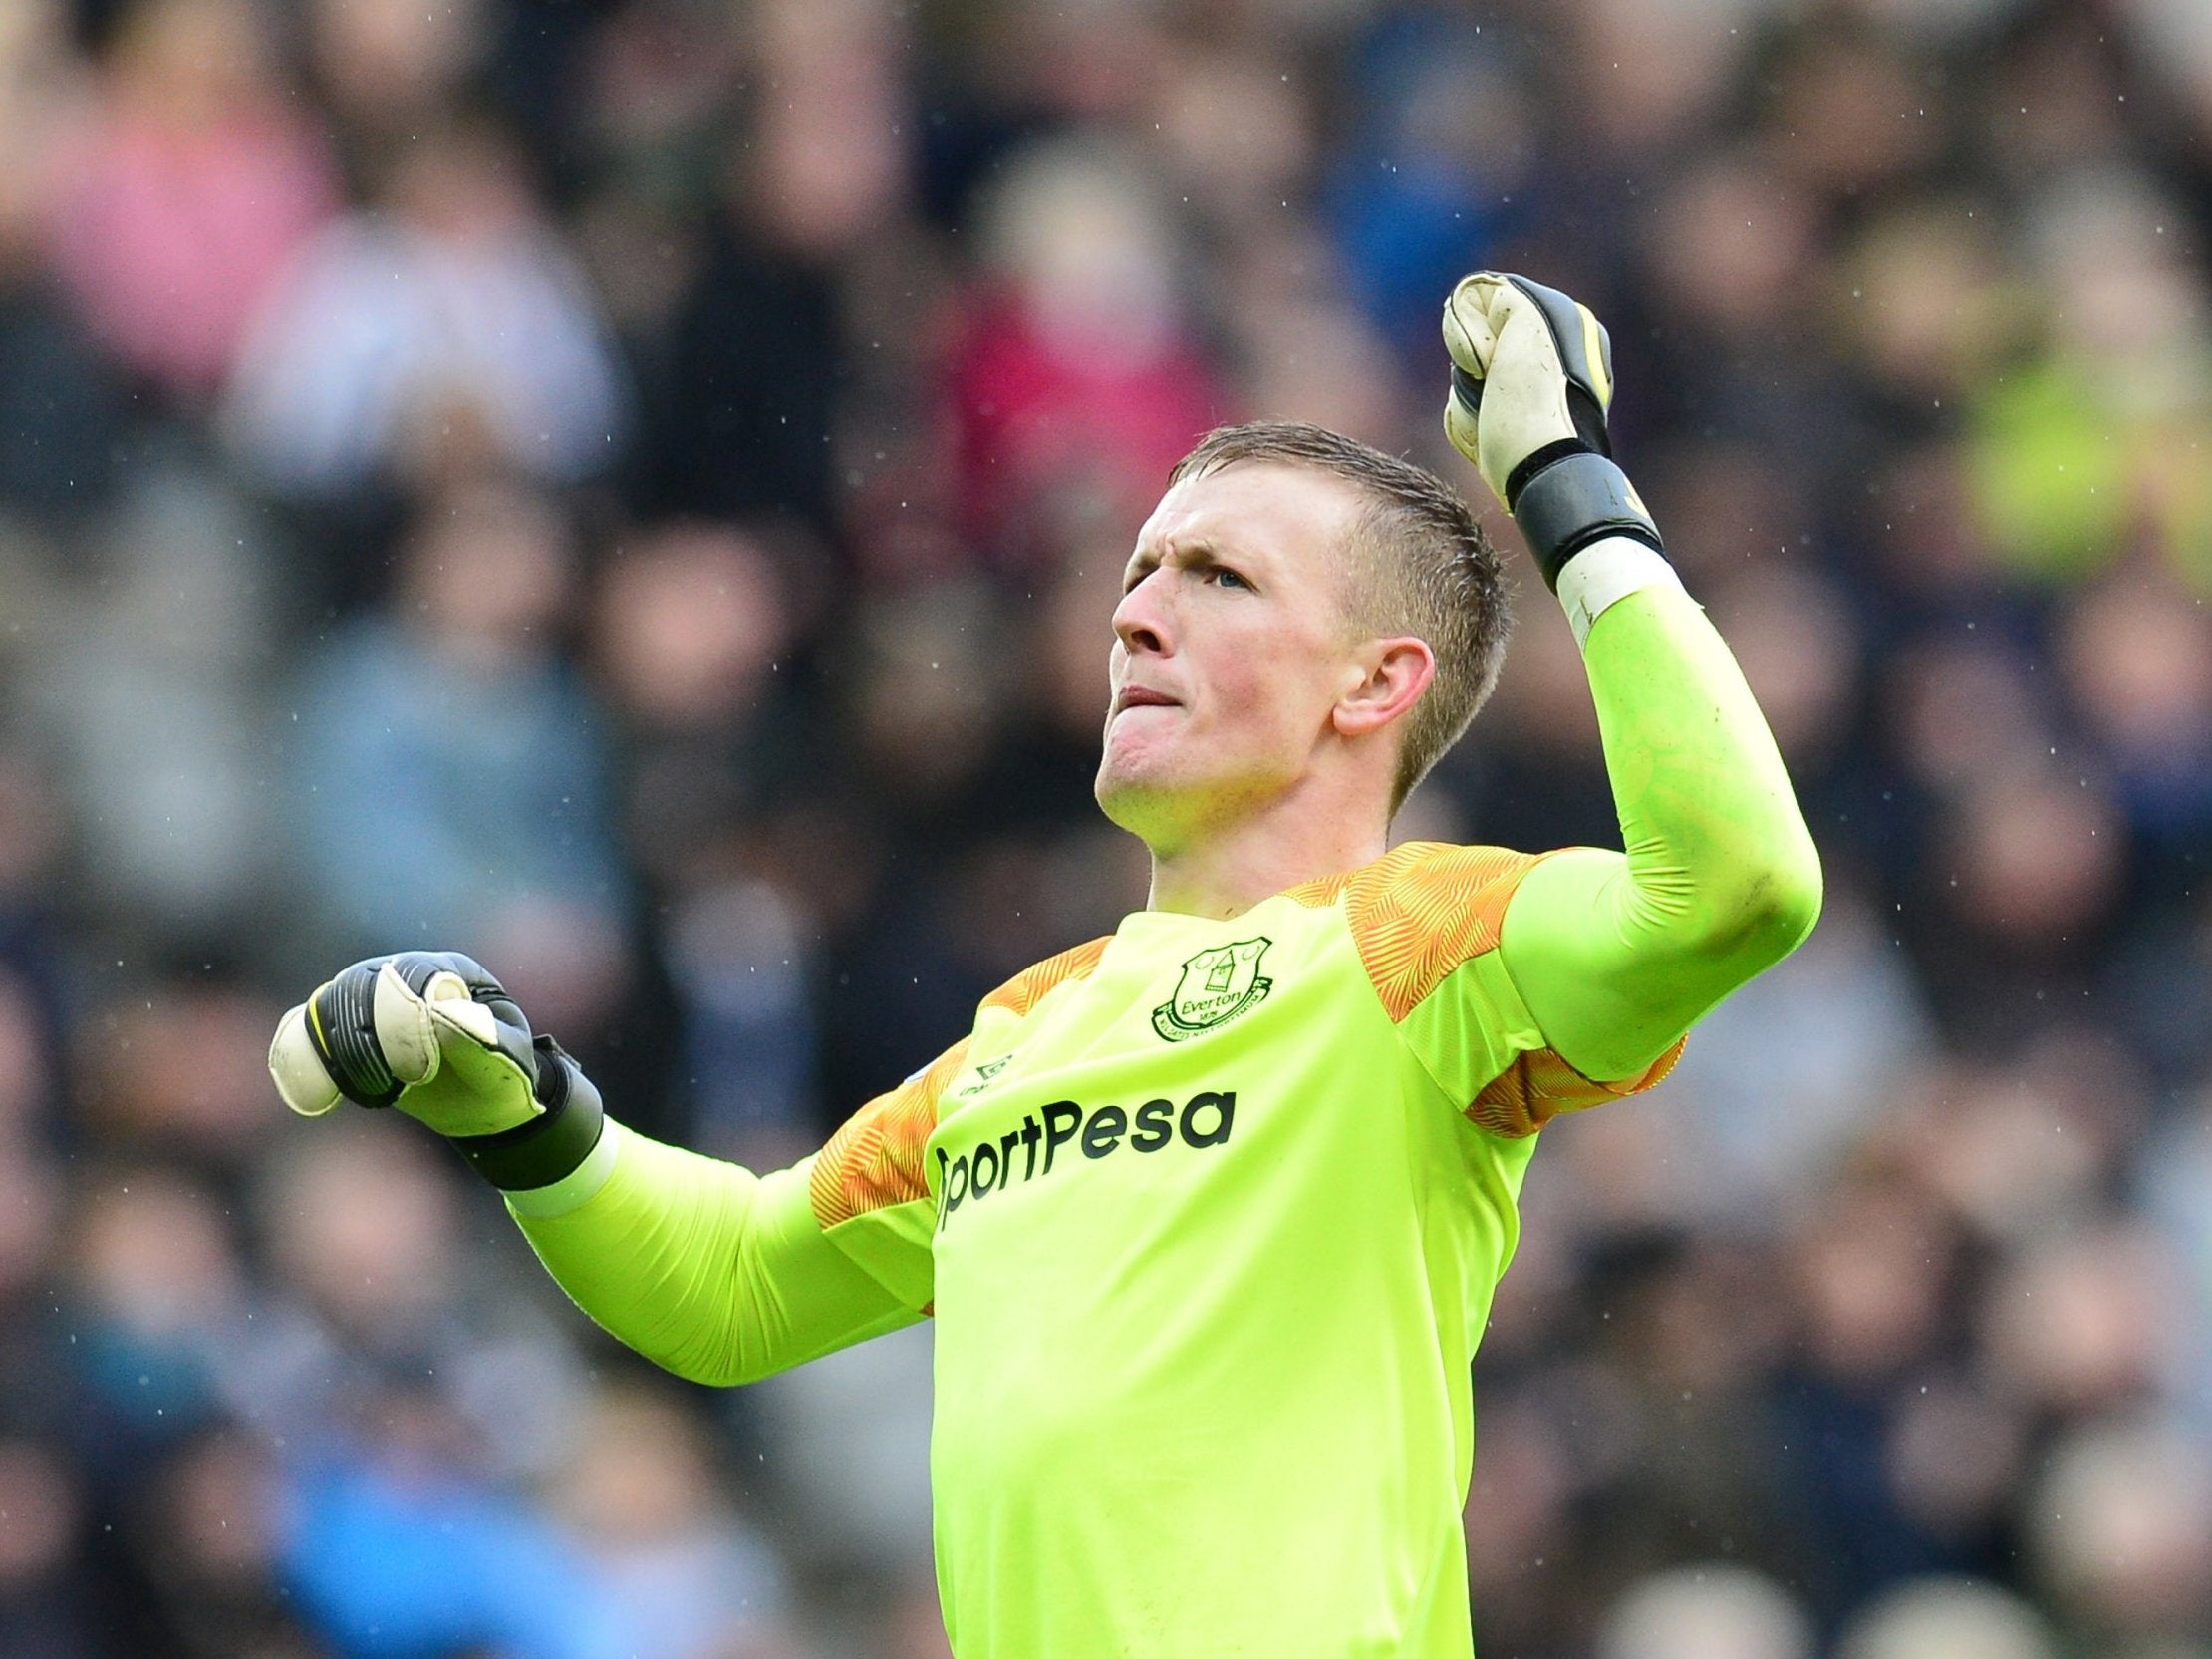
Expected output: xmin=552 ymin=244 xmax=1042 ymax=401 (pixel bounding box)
xmin=1721 ymin=832 xmax=1823 ymax=967
xmin=614 ymin=1324 xmax=755 ymax=1389
xmin=1649 ymin=825 xmax=1821 ymax=973
xmin=721 ymin=1348 xmax=788 ymax=1389
xmin=667 ymin=1352 xmax=736 ymax=1388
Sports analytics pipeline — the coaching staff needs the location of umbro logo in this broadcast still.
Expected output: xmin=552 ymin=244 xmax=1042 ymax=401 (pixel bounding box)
xmin=957 ymin=1055 xmax=1011 ymax=1097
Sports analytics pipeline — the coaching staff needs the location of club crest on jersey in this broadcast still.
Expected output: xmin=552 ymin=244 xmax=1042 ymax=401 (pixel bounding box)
xmin=1152 ymin=938 xmax=1273 ymax=1041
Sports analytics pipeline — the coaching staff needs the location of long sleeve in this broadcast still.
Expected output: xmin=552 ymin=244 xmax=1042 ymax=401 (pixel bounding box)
xmin=508 ymin=1122 xmax=924 ymax=1387
xmin=1497 ymin=576 xmax=1823 ymax=1083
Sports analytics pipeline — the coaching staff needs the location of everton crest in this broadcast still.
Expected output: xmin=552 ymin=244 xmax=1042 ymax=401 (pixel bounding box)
xmin=1152 ymin=938 xmax=1273 ymax=1041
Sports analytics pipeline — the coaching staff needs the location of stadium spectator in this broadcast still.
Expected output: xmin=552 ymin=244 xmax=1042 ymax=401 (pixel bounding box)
xmin=222 ymin=119 xmax=624 ymax=497
xmin=285 ymin=480 xmax=630 ymax=1039
xmin=46 ymin=0 xmax=338 ymax=403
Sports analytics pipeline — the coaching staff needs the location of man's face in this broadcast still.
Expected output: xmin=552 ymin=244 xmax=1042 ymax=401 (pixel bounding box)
xmin=1096 ymin=461 xmax=1373 ymax=848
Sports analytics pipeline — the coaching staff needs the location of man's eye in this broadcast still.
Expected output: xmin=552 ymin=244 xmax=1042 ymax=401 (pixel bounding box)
xmin=1209 ymin=568 xmax=1250 ymax=591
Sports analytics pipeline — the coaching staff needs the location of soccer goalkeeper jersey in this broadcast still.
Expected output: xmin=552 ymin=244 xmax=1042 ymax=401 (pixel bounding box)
xmin=806 ymin=841 xmax=1679 ymax=1657
xmin=510 ymin=583 xmax=1814 ymax=1657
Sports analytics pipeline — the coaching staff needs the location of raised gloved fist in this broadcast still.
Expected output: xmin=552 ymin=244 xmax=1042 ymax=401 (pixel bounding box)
xmin=269 ymin=952 xmax=604 ymax=1191
xmin=1443 ymin=272 xmax=1662 ymax=588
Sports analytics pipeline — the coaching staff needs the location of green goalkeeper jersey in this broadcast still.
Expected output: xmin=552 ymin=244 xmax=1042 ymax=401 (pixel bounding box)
xmin=507 ymin=582 xmax=1820 ymax=1657
xmin=817 ymin=842 xmax=1677 ymax=1657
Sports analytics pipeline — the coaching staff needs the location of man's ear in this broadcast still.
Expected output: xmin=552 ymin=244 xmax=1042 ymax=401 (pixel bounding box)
xmin=1333 ymin=636 xmax=1435 ymax=739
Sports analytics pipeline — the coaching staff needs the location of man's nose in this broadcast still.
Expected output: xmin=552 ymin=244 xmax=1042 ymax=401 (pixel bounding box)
xmin=1112 ymin=573 xmax=1171 ymax=657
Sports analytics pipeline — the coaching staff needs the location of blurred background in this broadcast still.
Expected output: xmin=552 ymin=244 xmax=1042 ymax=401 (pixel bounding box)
xmin=0 ymin=0 xmax=2207 ymax=1654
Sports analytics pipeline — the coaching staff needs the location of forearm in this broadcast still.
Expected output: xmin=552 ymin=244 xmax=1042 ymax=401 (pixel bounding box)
xmin=508 ymin=1121 xmax=921 ymax=1386
xmin=1501 ymin=547 xmax=1821 ymax=1078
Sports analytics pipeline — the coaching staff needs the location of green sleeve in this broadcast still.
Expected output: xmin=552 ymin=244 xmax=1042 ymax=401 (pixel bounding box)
xmin=1498 ymin=583 xmax=1823 ymax=1082
xmin=508 ymin=1124 xmax=923 ymax=1387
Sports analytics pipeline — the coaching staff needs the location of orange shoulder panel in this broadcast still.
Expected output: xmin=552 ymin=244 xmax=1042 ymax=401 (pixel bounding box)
xmin=1282 ymin=869 xmax=1353 ymax=907
xmin=1325 ymin=842 xmax=1543 ymax=1023
xmin=1468 ymin=1035 xmax=1686 ymax=1139
xmin=979 ymin=936 xmax=1111 ymax=1018
xmin=809 ymin=1038 xmax=971 ymax=1230
xmin=807 ymin=937 xmax=1110 ymax=1232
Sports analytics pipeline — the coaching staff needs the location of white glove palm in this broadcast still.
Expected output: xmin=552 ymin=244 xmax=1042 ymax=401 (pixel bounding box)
xmin=1442 ymin=271 xmax=1660 ymax=589
xmin=1442 ymin=271 xmax=1614 ymax=505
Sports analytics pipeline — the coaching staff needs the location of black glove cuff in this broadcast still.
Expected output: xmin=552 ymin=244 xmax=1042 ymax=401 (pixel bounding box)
xmin=449 ymin=1039 xmax=606 ymax=1192
xmin=1511 ymin=450 xmax=1665 ymax=590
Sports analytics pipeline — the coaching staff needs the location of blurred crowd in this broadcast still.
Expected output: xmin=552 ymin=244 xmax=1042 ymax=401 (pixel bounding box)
xmin=0 ymin=0 xmax=2207 ymax=1655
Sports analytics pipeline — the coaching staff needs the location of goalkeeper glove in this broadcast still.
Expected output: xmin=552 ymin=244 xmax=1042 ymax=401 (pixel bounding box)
xmin=267 ymin=952 xmax=605 ymax=1192
xmin=1442 ymin=272 xmax=1663 ymax=589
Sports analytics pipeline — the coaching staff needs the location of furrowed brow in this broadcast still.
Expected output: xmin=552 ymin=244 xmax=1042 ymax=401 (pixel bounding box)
xmin=1124 ymin=536 xmax=1247 ymax=590
xmin=1180 ymin=541 xmax=1259 ymax=586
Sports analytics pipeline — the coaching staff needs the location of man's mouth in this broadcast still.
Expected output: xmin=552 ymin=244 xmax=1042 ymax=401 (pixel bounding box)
xmin=1113 ymin=687 xmax=1180 ymax=715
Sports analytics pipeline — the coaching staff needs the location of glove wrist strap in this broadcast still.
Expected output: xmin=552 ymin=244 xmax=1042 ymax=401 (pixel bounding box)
xmin=1556 ymin=537 xmax=1687 ymax=649
xmin=1512 ymin=451 xmax=1664 ymax=590
xmin=505 ymin=1119 xmax=624 ymax=1218
xmin=449 ymin=1046 xmax=606 ymax=1191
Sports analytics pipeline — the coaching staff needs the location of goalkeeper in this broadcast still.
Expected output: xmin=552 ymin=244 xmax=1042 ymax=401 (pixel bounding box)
xmin=270 ymin=274 xmax=1820 ymax=1656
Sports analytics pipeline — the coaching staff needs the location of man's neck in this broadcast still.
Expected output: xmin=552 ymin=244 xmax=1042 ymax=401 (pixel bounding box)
xmin=1143 ymin=782 xmax=1389 ymax=920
